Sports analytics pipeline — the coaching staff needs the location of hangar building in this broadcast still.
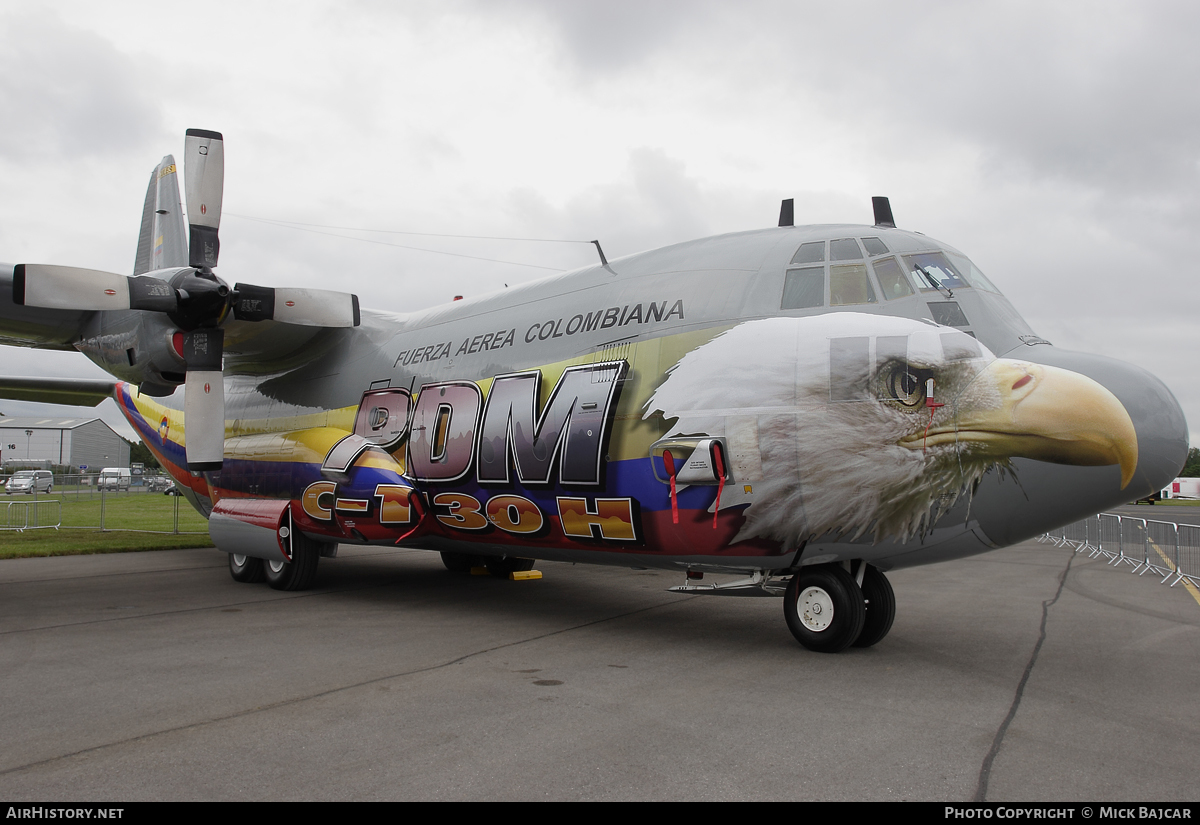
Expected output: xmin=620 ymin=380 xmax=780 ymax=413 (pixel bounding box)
xmin=0 ymin=417 xmax=131 ymax=471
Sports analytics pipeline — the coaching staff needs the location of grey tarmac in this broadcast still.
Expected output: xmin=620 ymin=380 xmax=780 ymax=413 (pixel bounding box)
xmin=0 ymin=539 xmax=1197 ymax=802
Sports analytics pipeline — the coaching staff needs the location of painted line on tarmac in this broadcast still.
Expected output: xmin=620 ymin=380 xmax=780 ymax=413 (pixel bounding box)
xmin=1149 ymin=541 xmax=1200 ymax=609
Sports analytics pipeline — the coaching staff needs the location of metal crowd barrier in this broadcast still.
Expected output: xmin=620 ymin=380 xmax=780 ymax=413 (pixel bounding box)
xmin=1 ymin=499 xmax=62 ymax=531
xmin=1 ymin=473 xmax=177 ymax=499
xmin=1040 ymin=512 xmax=1200 ymax=589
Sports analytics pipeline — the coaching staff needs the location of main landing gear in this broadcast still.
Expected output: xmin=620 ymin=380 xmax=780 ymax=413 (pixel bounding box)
xmin=228 ymin=553 xmax=265 ymax=583
xmin=784 ymin=562 xmax=895 ymax=653
xmin=225 ymin=534 xmax=323 ymax=591
xmin=441 ymin=551 xmax=535 ymax=578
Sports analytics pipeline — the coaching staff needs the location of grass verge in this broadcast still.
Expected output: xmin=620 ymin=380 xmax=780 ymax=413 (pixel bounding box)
xmin=1 ymin=492 xmax=212 ymax=558
xmin=0 ymin=530 xmax=213 ymax=559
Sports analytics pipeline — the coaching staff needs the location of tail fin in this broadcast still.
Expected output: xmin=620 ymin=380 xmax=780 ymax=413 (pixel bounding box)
xmin=132 ymin=156 xmax=189 ymax=275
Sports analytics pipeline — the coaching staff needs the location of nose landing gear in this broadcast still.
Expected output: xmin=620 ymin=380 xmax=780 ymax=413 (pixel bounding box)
xmin=784 ymin=562 xmax=895 ymax=652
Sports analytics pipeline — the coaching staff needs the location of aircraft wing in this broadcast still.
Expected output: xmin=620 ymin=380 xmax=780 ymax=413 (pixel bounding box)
xmin=0 ymin=263 xmax=91 ymax=351
xmin=0 ymin=375 xmax=116 ymax=406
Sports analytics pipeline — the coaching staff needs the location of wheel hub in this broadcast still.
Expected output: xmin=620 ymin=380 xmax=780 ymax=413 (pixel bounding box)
xmin=798 ymin=586 xmax=834 ymax=632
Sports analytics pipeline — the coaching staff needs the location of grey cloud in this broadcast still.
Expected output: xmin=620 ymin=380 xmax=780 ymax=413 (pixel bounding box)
xmin=731 ymin=3 xmax=1200 ymax=200
xmin=510 ymin=147 xmax=711 ymax=259
xmin=0 ymin=10 xmax=166 ymax=161
xmin=468 ymin=0 xmax=717 ymax=73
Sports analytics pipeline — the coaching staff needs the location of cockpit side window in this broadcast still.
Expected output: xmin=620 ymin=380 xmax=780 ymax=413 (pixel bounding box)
xmin=830 ymin=264 xmax=877 ymax=306
xmin=782 ymin=267 xmax=825 ymax=309
xmin=829 ymin=238 xmax=863 ymax=261
xmin=871 ymin=256 xmax=914 ymax=299
xmin=790 ymin=242 xmax=825 ymax=265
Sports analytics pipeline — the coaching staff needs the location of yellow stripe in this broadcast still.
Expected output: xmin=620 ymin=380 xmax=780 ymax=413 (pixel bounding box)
xmin=1149 ymin=541 xmax=1200 ymax=608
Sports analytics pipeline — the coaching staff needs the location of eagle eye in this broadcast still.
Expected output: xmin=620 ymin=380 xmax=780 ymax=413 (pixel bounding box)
xmin=883 ymin=364 xmax=931 ymax=408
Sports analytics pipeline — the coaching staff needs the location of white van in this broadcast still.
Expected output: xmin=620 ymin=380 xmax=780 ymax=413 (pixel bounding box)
xmin=98 ymin=468 xmax=132 ymax=491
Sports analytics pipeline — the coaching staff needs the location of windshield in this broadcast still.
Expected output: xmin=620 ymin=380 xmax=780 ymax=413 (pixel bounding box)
xmin=13 ymin=471 xmax=35 ymax=478
xmin=903 ymin=252 xmax=969 ymax=292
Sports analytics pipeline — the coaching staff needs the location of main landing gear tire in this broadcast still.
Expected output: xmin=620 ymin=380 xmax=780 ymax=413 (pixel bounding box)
xmin=264 ymin=534 xmax=321 ymax=591
xmin=851 ymin=564 xmax=896 ymax=649
xmin=784 ymin=564 xmax=866 ymax=653
xmin=229 ymin=553 xmax=265 ymax=583
xmin=484 ymin=555 xmax=535 ymax=578
xmin=441 ymin=551 xmax=483 ymax=574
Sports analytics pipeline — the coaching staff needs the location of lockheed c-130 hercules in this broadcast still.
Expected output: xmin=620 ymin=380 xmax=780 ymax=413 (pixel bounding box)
xmin=0 ymin=130 xmax=1188 ymax=652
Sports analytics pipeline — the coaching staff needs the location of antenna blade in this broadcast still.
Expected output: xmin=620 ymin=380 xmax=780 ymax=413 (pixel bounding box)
xmin=778 ymin=198 xmax=794 ymax=227
xmin=872 ymin=196 xmax=896 ymax=228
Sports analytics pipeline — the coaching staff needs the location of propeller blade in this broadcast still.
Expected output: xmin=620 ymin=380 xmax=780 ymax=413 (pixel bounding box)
xmin=233 ymin=284 xmax=361 ymax=327
xmin=14 ymin=264 xmax=132 ymax=311
xmin=184 ymin=129 xmax=224 ymax=270
xmin=14 ymin=264 xmax=180 ymax=314
xmin=182 ymin=327 xmax=225 ymax=471
xmin=127 ymin=275 xmax=179 ymax=313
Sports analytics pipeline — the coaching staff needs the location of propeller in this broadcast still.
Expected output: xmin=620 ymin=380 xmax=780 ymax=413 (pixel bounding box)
xmin=13 ymin=129 xmax=361 ymax=471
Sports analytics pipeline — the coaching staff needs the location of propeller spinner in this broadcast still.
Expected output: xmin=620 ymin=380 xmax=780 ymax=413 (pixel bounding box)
xmin=13 ymin=130 xmax=361 ymax=471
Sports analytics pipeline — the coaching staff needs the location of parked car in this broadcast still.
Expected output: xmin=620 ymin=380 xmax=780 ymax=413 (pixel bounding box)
xmin=164 ymin=483 xmax=183 ymax=496
xmin=97 ymin=467 xmax=132 ymax=491
xmin=6 ymin=470 xmax=53 ymax=494
xmin=146 ymin=476 xmax=174 ymax=492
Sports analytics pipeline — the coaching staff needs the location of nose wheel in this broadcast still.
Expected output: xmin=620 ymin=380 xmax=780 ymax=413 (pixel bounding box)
xmin=784 ymin=563 xmax=896 ymax=652
xmin=852 ymin=564 xmax=896 ymax=648
xmin=784 ymin=564 xmax=865 ymax=652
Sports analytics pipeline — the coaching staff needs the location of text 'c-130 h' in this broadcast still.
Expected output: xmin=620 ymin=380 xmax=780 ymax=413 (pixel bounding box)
xmin=0 ymin=133 xmax=1187 ymax=652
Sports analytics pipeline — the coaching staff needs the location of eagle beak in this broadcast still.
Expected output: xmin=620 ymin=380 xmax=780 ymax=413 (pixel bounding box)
xmin=912 ymin=359 xmax=1139 ymax=489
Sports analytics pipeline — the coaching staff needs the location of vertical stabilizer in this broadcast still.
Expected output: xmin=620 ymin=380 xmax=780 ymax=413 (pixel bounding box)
xmin=133 ymin=155 xmax=189 ymax=275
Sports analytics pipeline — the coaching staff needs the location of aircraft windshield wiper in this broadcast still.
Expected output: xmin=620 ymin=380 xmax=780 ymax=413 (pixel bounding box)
xmin=915 ymin=266 xmax=953 ymax=299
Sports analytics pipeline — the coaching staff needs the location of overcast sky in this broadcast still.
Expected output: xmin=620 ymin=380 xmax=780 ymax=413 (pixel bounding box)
xmin=1 ymin=1 xmax=1196 ymax=449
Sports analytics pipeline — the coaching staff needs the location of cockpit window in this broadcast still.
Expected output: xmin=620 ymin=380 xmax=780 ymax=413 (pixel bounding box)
xmin=790 ymin=242 xmax=825 ymax=265
xmin=871 ymin=256 xmax=913 ymax=299
xmin=782 ymin=267 xmax=825 ymax=309
xmin=903 ymin=252 xmax=969 ymax=291
xmin=946 ymin=252 xmax=1001 ymax=294
xmin=861 ymin=237 xmax=889 ymax=256
xmin=830 ymin=264 xmax=876 ymax=306
xmin=829 ymin=238 xmax=863 ymax=261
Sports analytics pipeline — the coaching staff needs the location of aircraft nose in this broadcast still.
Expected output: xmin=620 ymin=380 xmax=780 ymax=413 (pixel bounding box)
xmin=971 ymin=347 xmax=1188 ymax=547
